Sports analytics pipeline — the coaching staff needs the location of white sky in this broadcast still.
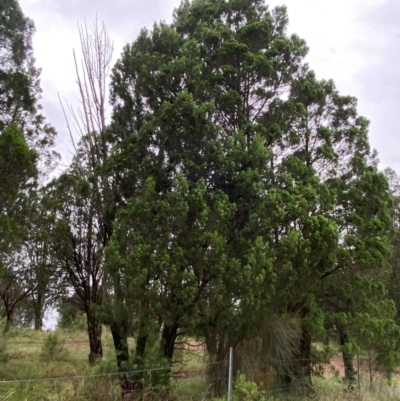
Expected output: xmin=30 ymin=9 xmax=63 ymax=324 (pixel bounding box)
xmin=19 ymin=0 xmax=400 ymax=172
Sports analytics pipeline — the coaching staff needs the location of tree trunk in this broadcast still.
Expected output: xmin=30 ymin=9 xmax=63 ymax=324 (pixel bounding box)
xmin=86 ymin=307 xmax=103 ymax=365
xmin=280 ymin=304 xmax=313 ymax=395
xmin=33 ymin=298 xmax=44 ymax=331
xmin=135 ymin=334 xmax=147 ymax=362
xmin=161 ymin=322 xmax=178 ymax=360
xmin=110 ymin=320 xmax=135 ymax=399
xmin=110 ymin=320 xmax=130 ymax=369
xmin=368 ymin=348 xmax=373 ymax=386
xmin=338 ymin=325 xmax=355 ymax=384
xmin=204 ymin=326 xmax=229 ymax=397
xmin=133 ymin=314 xmax=148 ymax=364
xmin=34 ymin=312 xmax=43 ymax=331
xmin=33 ymin=271 xmax=47 ymax=331
xmin=152 ymin=322 xmax=179 ymax=397
xmin=130 ymin=331 xmax=148 ymax=393
xmin=294 ymin=324 xmax=313 ymax=393
xmin=3 ymin=313 xmax=13 ymax=333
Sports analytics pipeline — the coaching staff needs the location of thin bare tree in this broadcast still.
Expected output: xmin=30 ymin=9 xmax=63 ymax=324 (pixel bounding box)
xmin=55 ymin=17 xmax=114 ymax=365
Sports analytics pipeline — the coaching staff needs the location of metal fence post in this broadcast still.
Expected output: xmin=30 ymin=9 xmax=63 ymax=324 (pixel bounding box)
xmin=228 ymin=347 xmax=233 ymax=401
xmin=357 ymin=348 xmax=360 ymax=393
xmin=149 ymin=370 xmax=152 ymax=390
xmin=25 ymin=380 xmax=31 ymax=393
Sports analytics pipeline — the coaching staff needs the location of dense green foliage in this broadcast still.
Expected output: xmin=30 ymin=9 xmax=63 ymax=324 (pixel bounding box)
xmin=104 ymin=0 xmax=395 ymax=391
xmin=0 ymin=0 xmax=58 ymax=332
xmin=0 ymin=123 xmax=36 ymax=253
xmin=1 ymin=0 xmax=400 ymax=398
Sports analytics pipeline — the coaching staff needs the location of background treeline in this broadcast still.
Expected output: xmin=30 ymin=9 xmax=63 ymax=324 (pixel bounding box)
xmin=1 ymin=0 xmax=400 ymax=397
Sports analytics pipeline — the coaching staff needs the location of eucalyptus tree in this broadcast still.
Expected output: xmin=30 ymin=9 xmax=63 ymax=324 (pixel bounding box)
xmin=0 ymin=189 xmax=65 ymax=332
xmin=0 ymin=254 xmax=35 ymax=332
xmin=0 ymin=124 xmax=36 ymax=255
xmin=0 ymin=0 xmax=58 ymax=355
xmin=23 ymin=192 xmax=66 ymax=330
xmin=0 ymin=0 xmax=35 ymax=127
xmin=49 ymin=19 xmax=115 ymax=365
xmin=0 ymin=0 xmax=57 ymax=256
xmin=48 ymin=165 xmax=105 ymax=363
xmin=0 ymin=0 xmax=57 ymax=176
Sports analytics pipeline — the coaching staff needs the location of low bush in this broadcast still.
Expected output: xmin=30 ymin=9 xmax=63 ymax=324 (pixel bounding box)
xmin=40 ymin=332 xmax=70 ymax=362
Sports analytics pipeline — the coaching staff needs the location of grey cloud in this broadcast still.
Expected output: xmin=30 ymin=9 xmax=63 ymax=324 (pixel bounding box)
xmin=35 ymin=0 xmax=180 ymax=42
xmin=39 ymin=78 xmax=79 ymax=165
xmin=355 ymin=0 xmax=400 ymax=101
xmin=352 ymin=0 xmax=400 ymax=170
xmin=361 ymin=0 xmax=400 ymax=30
xmin=20 ymin=0 xmax=182 ymax=170
xmin=19 ymin=0 xmax=400 ymax=173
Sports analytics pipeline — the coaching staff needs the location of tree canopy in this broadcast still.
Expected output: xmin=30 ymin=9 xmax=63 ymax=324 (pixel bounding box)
xmin=0 ymin=0 xmax=399 ymax=398
xmin=101 ymin=0 xmax=395 ymax=392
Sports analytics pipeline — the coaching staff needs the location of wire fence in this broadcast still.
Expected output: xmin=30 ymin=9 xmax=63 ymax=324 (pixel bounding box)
xmin=0 ymin=360 xmax=229 ymax=400
xmin=0 ymin=352 xmax=397 ymax=400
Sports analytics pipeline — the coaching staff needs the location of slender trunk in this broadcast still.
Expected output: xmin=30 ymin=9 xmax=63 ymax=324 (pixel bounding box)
xmin=151 ymin=322 xmax=179 ymax=396
xmin=86 ymin=307 xmax=103 ymax=365
xmin=130 ymin=332 xmax=148 ymax=393
xmin=33 ymin=298 xmax=44 ymax=331
xmin=338 ymin=326 xmax=355 ymax=384
xmin=134 ymin=314 xmax=148 ymax=364
xmin=161 ymin=322 xmax=178 ymax=360
xmin=294 ymin=324 xmax=313 ymax=392
xmin=110 ymin=320 xmax=130 ymax=370
xmin=204 ymin=327 xmax=229 ymax=397
xmin=110 ymin=320 xmax=135 ymax=399
xmin=205 ymin=326 xmax=218 ymax=359
xmin=368 ymin=348 xmax=373 ymax=386
xmin=135 ymin=334 xmax=147 ymax=362
xmin=280 ymin=304 xmax=313 ymax=395
xmin=33 ymin=276 xmax=46 ymax=331
xmin=34 ymin=312 xmax=43 ymax=331
xmin=3 ymin=313 xmax=13 ymax=333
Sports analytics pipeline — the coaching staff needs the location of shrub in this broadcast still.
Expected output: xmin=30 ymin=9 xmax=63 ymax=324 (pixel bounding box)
xmin=40 ymin=332 xmax=70 ymax=362
xmin=235 ymin=374 xmax=266 ymax=401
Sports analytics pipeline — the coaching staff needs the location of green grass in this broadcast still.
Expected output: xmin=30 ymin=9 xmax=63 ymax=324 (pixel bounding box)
xmin=0 ymin=328 xmax=210 ymax=400
xmin=173 ymin=377 xmax=209 ymax=401
xmin=0 ymin=328 xmax=117 ymax=400
xmin=0 ymin=328 xmax=399 ymax=400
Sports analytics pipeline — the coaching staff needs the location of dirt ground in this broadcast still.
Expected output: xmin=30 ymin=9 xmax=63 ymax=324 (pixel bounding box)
xmin=328 ymin=356 xmax=350 ymax=376
xmin=327 ymin=356 xmax=387 ymax=381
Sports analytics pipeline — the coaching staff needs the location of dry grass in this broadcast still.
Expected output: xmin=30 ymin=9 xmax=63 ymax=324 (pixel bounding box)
xmin=0 ymin=328 xmax=399 ymax=400
xmin=0 ymin=328 xmax=118 ymax=400
xmin=0 ymin=329 xmax=210 ymax=400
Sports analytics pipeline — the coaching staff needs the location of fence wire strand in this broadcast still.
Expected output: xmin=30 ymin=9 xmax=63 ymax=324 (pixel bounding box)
xmin=0 ymin=355 xmax=390 ymax=399
xmin=0 ymin=359 xmax=228 ymax=398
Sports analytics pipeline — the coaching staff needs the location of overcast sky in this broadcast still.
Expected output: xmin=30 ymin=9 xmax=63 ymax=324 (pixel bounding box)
xmin=18 ymin=0 xmax=400 ymax=173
